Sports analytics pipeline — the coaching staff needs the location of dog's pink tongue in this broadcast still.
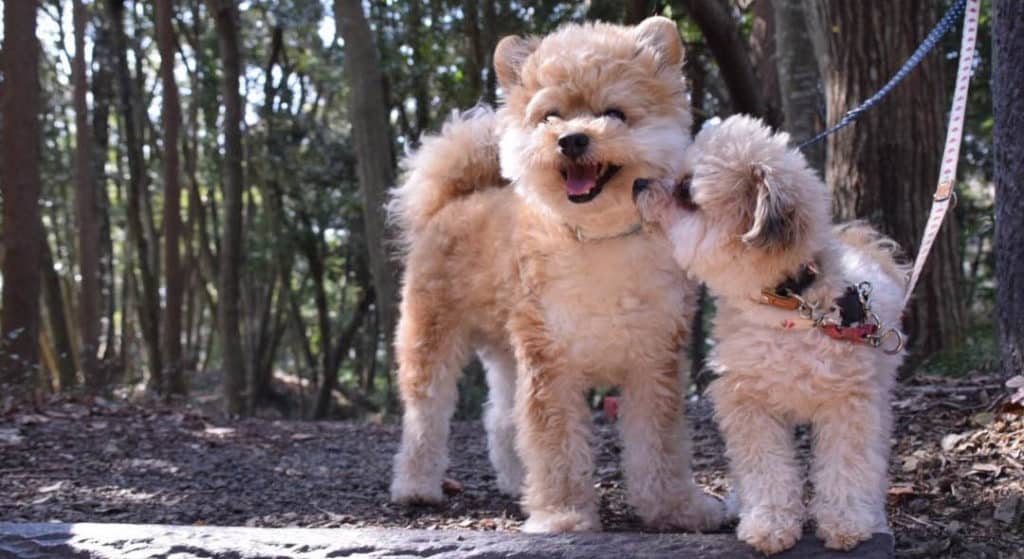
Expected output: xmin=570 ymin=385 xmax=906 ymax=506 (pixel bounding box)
xmin=565 ymin=163 xmax=597 ymax=195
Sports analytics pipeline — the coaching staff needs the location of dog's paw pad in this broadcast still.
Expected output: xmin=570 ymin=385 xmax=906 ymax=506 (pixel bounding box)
xmin=390 ymin=479 xmax=445 ymax=506
xmin=737 ymin=507 xmax=802 ymax=555
xmin=522 ymin=509 xmax=601 ymax=533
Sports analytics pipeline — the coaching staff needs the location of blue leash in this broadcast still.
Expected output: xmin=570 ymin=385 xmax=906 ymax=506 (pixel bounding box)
xmin=797 ymin=0 xmax=968 ymax=150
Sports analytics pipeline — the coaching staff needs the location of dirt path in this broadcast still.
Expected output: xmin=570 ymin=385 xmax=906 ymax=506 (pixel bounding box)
xmin=0 ymin=374 xmax=1020 ymax=558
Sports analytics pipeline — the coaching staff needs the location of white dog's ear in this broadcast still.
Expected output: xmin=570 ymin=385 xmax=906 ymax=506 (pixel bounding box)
xmin=632 ymin=16 xmax=684 ymax=68
xmin=741 ymin=164 xmax=800 ymax=252
xmin=494 ymin=35 xmax=539 ymax=91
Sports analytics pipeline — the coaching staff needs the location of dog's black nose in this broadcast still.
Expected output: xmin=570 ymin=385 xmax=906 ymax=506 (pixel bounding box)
xmin=632 ymin=178 xmax=650 ymax=200
xmin=558 ymin=133 xmax=590 ymax=159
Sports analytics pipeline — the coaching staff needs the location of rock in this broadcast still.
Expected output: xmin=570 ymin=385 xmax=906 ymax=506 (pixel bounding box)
xmin=0 ymin=522 xmax=894 ymax=559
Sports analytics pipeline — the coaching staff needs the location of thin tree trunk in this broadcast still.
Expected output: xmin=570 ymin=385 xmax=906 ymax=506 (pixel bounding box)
xmin=1 ymin=0 xmax=43 ymax=397
xmin=748 ymin=0 xmax=782 ymax=127
xmin=993 ymin=0 xmax=1024 ymax=375
xmin=157 ymin=0 xmax=187 ymax=395
xmin=208 ymin=0 xmax=248 ymax=416
xmin=108 ymin=0 xmax=163 ymax=390
xmin=805 ymin=0 xmax=965 ymax=365
xmin=314 ymin=290 xmax=376 ymax=419
xmin=774 ymin=0 xmax=824 ymax=174
xmin=481 ymin=0 xmax=498 ymax=104
xmin=678 ymin=0 xmax=776 ymax=124
xmin=624 ymin=0 xmax=654 ymax=24
xmin=335 ymin=0 xmax=401 ymax=373
xmin=463 ymin=0 xmax=483 ymax=101
xmin=73 ymin=0 xmax=100 ymax=390
xmin=41 ymin=239 xmax=78 ymax=391
xmin=91 ymin=6 xmax=117 ymax=366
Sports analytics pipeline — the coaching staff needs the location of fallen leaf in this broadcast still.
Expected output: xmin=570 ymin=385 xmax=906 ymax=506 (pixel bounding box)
xmin=441 ymin=478 xmax=464 ymax=496
xmin=941 ymin=432 xmax=969 ymax=451
xmin=38 ymin=481 xmax=64 ymax=493
xmin=902 ymin=456 xmax=920 ymax=472
xmin=971 ymin=412 xmax=995 ymax=427
xmin=290 ymin=433 xmax=316 ymax=442
xmin=970 ymin=463 xmax=1003 ymax=477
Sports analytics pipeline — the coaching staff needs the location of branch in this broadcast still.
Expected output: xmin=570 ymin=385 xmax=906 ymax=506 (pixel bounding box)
xmin=678 ymin=0 xmax=775 ymax=124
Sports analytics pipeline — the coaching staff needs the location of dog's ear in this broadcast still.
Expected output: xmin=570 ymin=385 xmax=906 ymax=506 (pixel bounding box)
xmin=741 ymin=164 xmax=800 ymax=252
xmin=632 ymin=16 xmax=684 ymax=68
xmin=494 ymin=35 xmax=538 ymax=91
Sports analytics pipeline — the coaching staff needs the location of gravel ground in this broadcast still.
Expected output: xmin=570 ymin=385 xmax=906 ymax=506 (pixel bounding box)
xmin=0 ymin=373 xmax=1020 ymax=558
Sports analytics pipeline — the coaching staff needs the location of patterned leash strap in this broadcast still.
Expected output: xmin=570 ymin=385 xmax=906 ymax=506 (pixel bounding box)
xmin=796 ymin=0 xmax=968 ymax=150
xmin=902 ymin=0 xmax=981 ymax=312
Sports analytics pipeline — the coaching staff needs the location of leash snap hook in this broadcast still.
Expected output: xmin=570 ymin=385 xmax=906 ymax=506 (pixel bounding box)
xmin=873 ymin=328 xmax=905 ymax=355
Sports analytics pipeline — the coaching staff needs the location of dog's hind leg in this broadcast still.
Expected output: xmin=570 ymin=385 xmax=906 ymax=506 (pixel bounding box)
xmin=620 ymin=361 xmax=725 ymax=532
xmin=809 ymin=393 xmax=892 ymax=550
xmin=479 ymin=347 xmax=525 ymax=496
xmin=390 ymin=291 xmax=469 ymax=505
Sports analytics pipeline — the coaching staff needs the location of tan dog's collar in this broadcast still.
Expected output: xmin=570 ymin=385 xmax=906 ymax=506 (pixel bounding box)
xmin=567 ymin=221 xmax=644 ymax=243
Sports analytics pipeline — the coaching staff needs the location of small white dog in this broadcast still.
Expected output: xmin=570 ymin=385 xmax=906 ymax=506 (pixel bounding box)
xmin=634 ymin=115 xmax=908 ymax=554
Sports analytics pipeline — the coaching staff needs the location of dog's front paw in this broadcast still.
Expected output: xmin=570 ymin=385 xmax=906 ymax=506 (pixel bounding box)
xmin=522 ymin=507 xmax=601 ymax=533
xmin=736 ymin=506 xmax=803 ymax=555
xmin=644 ymin=492 xmax=727 ymax=532
xmin=390 ymin=475 xmax=445 ymax=505
xmin=633 ymin=178 xmax=674 ymax=225
xmin=814 ymin=509 xmax=875 ymax=551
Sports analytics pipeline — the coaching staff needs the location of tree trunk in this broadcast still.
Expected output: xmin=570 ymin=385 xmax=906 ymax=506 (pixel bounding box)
xmin=41 ymin=239 xmax=78 ymax=391
xmin=993 ymin=0 xmax=1024 ymax=375
xmin=463 ymin=0 xmax=483 ymax=101
xmin=208 ymin=0 xmax=248 ymax=416
xmin=72 ymin=0 xmax=100 ymax=391
xmin=481 ymin=0 xmax=498 ymax=104
xmin=108 ymin=0 xmax=163 ymax=390
xmin=91 ymin=6 xmax=117 ymax=367
xmin=157 ymin=0 xmax=187 ymax=395
xmin=805 ymin=0 xmax=965 ymax=365
xmin=314 ymin=289 xmax=376 ymax=419
xmin=678 ymin=0 xmax=776 ymax=125
xmin=748 ymin=0 xmax=783 ymax=127
xmin=773 ymin=0 xmax=825 ymax=174
xmin=624 ymin=0 xmax=654 ymax=24
xmin=335 ymin=0 xmax=401 ymax=372
xmin=1 ymin=0 xmax=43 ymax=397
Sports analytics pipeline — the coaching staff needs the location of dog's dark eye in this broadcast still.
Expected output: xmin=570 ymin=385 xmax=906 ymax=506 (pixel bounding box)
xmin=544 ymin=110 xmax=561 ymax=122
xmin=602 ymin=108 xmax=626 ymax=122
xmin=674 ymin=175 xmax=699 ymax=211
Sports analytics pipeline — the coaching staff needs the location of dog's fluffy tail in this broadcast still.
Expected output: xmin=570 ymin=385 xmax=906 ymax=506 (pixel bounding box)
xmin=388 ymin=106 xmax=506 ymax=249
xmin=835 ymin=221 xmax=912 ymax=288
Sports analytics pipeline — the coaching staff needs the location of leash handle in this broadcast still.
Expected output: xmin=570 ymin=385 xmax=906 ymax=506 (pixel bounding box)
xmin=902 ymin=0 xmax=981 ymax=312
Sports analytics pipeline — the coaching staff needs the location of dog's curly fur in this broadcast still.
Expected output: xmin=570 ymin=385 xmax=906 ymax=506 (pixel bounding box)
xmin=389 ymin=17 xmax=725 ymax=533
xmin=636 ymin=115 xmax=909 ymax=554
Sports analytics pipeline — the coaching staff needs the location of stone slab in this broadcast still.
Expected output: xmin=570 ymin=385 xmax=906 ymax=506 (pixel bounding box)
xmin=0 ymin=522 xmax=893 ymax=559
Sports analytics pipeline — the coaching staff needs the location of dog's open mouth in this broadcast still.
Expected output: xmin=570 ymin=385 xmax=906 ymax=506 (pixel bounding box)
xmin=560 ymin=162 xmax=621 ymax=203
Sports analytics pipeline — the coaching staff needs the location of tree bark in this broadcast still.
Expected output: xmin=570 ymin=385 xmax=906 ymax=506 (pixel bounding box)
xmin=805 ymin=0 xmax=964 ymax=364
xmin=157 ymin=0 xmax=187 ymax=395
xmin=1 ymin=0 xmax=43 ymax=397
xmin=108 ymin=0 xmax=164 ymax=390
xmin=993 ymin=0 xmax=1024 ymax=375
xmin=90 ymin=5 xmax=117 ymax=367
xmin=41 ymin=238 xmax=78 ymax=391
xmin=72 ymin=0 xmax=99 ymax=391
xmin=335 ymin=0 xmax=401 ymax=372
xmin=748 ymin=0 xmax=783 ymax=127
xmin=678 ymin=0 xmax=776 ymax=125
xmin=314 ymin=289 xmax=376 ymax=419
xmin=773 ymin=0 xmax=824 ymax=174
xmin=208 ymin=0 xmax=248 ymax=415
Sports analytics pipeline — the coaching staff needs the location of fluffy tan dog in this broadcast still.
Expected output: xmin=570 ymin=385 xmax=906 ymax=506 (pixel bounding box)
xmin=388 ymin=17 xmax=725 ymax=533
xmin=635 ymin=115 xmax=908 ymax=553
